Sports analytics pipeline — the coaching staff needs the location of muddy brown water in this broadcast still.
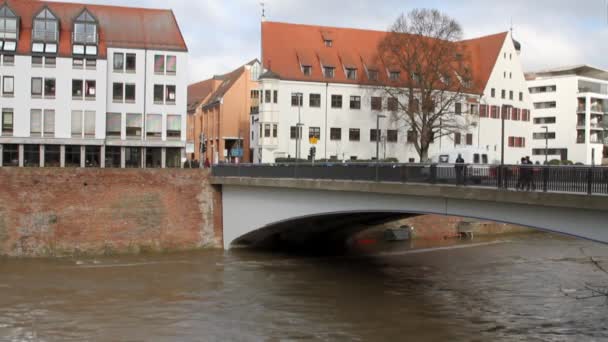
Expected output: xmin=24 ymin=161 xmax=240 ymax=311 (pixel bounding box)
xmin=1 ymin=234 xmax=607 ymax=341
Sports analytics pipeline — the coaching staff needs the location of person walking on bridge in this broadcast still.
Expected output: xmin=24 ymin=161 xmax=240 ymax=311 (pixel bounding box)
xmin=455 ymin=154 xmax=465 ymax=186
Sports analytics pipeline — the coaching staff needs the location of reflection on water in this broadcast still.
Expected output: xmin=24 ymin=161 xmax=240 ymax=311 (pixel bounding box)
xmin=0 ymin=234 xmax=607 ymax=341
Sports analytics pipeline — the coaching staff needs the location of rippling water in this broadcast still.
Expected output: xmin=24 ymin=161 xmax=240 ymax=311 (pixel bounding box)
xmin=1 ymin=234 xmax=607 ymax=341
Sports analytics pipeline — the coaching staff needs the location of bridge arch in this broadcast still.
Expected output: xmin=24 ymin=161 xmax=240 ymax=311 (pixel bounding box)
xmin=220 ymin=182 xmax=608 ymax=249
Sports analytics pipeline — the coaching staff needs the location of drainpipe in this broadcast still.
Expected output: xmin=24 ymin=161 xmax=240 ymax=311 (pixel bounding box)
xmin=325 ymin=82 xmax=329 ymax=160
xmin=143 ymin=49 xmax=148 ymax=168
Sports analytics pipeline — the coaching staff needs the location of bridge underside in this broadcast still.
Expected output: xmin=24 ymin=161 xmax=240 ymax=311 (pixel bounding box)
xmin=219 ymin=181 xmax=608 ymax=250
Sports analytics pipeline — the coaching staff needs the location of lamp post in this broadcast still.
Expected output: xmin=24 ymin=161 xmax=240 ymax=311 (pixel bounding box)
xmin=541 ymin=125 xmax=549 ymax=165
xmin=296 ymin=93 xmax=303 ymax=162
xmin=376 ymin=114 xmax=386 ymax=163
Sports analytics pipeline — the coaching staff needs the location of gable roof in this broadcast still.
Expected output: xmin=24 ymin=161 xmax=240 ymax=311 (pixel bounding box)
xmin=4 ymin=0 xmax=187 ymax=58
xmin=188 ymin=59 xmax=259 ymax=112
xmin=261 ymin=21 xmax=508 ymax=94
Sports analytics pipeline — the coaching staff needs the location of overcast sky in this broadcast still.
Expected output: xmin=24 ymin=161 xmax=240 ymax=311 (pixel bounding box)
xmin=58 ymin=0 xmax=608 ymax=83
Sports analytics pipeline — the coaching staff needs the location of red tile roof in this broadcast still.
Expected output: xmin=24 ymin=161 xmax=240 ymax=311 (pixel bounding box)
xmin=4 ymin=0 xmax=187 ymax=59
xmin=261 ymin=21 xmax=508 ymax=94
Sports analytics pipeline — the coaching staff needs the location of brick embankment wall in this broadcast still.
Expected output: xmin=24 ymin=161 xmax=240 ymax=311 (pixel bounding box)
xmin=0 ymin=168 xmax=221 ymax=257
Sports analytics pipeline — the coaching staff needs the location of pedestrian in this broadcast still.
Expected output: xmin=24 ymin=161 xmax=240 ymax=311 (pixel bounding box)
xmin=525 ymin=156 xmax=536 ymax=191
xmin=204 ymin=157 xmax=211 ymax=168
xmin=455 ymin=153 xmax=465 ymax=185
xmin=517 ymin=157 xmax=526 ymax=190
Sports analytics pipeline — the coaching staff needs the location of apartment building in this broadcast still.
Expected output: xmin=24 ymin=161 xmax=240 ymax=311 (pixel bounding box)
xmin=187 ymin=59 xmax=260 ymax=164
xmin=250 ymin=21 xmax=533 ymax=164
xmin=526 ymin=65 xmax=607 ymax=165
xmin=0 ymin=0 xmax=188 ymax=168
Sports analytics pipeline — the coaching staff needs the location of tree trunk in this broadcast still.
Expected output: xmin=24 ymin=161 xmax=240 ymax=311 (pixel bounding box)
xmin=419 ymin=147 xmax=429 ymax=163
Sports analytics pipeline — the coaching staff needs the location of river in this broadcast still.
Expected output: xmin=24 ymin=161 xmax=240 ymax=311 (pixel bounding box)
xmin=1 ymin=234 xmax=607 ymax=341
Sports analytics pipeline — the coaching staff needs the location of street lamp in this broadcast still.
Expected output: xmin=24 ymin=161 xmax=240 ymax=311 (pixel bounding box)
xmin=376 ymin=114 xmax=386 ymax=163
xmin=540 ymin=125 xmax=549 ymax=165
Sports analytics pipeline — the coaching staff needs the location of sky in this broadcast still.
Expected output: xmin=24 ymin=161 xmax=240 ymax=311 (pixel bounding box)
xmin=53 ymin=0 xmax=608 ymax=83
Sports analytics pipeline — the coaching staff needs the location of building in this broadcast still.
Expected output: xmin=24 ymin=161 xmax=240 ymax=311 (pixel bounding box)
xmin=187 ymin=59 xmax=260 ymax=164
xmin=251 ymin=21 xmax=533 ymax=164
xmin=526 ymin=65 xmax=607 ymax=165
xmin=0 ymin=0 xmax=188 ymax=168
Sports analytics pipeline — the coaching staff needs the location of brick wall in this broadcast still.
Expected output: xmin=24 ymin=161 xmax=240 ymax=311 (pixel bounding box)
xmin=0 ymin=168 xmax=220 ymax=257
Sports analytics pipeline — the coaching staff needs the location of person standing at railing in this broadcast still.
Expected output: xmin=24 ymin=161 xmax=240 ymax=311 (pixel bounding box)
xmin=204 ymin=157 xmax=211 ymax=168
xmin=455 ymin=154 xmax=465 ymax=185
xmin=517 ymin=157 xmax=525 ymax=190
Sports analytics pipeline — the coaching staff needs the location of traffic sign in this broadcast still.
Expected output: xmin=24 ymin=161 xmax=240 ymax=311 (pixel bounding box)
xmin=309 ymin=137 xmax=318 ymax=145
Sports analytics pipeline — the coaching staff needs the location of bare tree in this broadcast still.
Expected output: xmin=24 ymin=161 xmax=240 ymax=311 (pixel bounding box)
xmin=377 ymin=9 xmax=478 ymax=162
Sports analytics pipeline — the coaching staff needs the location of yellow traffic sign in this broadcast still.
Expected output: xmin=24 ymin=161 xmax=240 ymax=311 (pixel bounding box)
xmin=309 ymin=137 xmax=318 ymax=145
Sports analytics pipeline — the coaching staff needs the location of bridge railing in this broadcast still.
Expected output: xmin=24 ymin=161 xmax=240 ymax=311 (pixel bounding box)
xmin=211 ymin=163 xmax=608 ymax=195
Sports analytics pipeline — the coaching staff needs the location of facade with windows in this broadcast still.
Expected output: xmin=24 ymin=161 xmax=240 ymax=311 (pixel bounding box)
xmin=0 ymin=0 xmax=188 ymax=168
xmin=526 ymin=65 xmax=608 ymax=165
xmin=251 ymin=22 xmax=532 ymax=164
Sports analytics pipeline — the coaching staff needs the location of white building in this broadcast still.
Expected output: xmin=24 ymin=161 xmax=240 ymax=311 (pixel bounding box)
xmin=526 ymin=65 xmax=607 ymax=165
xmin=0 ymin=0 xmax=188 ymax=168
xmin=251 ymin=22 xmax=533 ymax=164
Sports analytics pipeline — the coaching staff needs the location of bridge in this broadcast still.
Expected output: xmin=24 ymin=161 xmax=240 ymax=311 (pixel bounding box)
xmin=211 ymin=163 xmax=608 ymax=250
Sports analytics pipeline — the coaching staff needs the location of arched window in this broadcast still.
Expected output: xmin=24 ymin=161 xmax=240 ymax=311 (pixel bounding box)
xmin=73 ymin=9 xmax=97 ymax=56
xmin=32 ymin=7 xmax=58 ymax=42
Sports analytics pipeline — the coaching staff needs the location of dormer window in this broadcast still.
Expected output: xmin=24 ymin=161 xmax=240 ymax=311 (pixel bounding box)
xmin=367 ymin=68 xmax=379 ymax=81
xmin=324 ymin=39 xmax=333 ymax=47
xmin=0 ymin=5 xmax=18 ymax=53
xmin=389 ymin=71 xmax=400 ymax=81
xmin=302 ymin=65 xmax=312 ymax=76
xmin=73 ymin=9 xmax=98 ymax=56
xmin=345 ymin=68 xmax=357 ymax=80
xmin=323 ymin=66 xmax=335 ymax=78
xmin=33 ymin=8 xmax=58 ymax=42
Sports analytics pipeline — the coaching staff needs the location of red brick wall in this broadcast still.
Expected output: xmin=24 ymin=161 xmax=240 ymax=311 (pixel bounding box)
xmin=0 ymin=168 xmax=220 ymax=257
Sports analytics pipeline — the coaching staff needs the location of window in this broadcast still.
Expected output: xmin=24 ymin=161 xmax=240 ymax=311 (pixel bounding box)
xmin=113 ymin=52 xmax=124 ymax=71
xmin=454 ymin=132 xmax=461 ymax=145
xmin=509 ymin=90 xmax=513 ymax=100
xmin=273 ymin=124 xmax=278 ymax=138
xmin=154 ymin=54 xmax=165 ymax=73
xmin=0 ymin=5 xmax=18 ymax=40
xmin=31 ymin=109 xmax=42 ymax=137
xmin=85 ymin=80 xmax=96 ymax=99
xmin=166 ymin=55 xmax=177 ymax=74
xmin=2 ymin=144 xmax=17 ymax=166
xmin=370 ymin=129 xmax=380 ymax=142
xmin=323 ymin=66 xmax=335 ymax=78
xmin=491 ymin=88 xmax=496 ymax=98
xmin=407 ymin=130 xmax=417 ymax=143
xmin=105 ymin=146 xmax=121 ymax=168
xmin=3 ymin=54 xmax=14 ymax=65
xmin=23 ymin=145 xmax=40 ymax=167
xmin=264 ymin=124 xmax=270 ymax=137
xmin=73 ymin=9 xmax=97 ymax=44
xmin=126 ymin=113 xmax=142 ymax=138
xmin=145 ymin=148 xmax=162 ymax=168
xmin=324 ymin=39 xmax=332 ymax=47
xmin=45 ymin=145 xmax=60 ymax=167
xmin=291 ymin=93 xmax=303 ymax=107
xmin=330 ymin=127 xmax=341 ymax=140
xmin=389 ymin=71 xmax=400 ymax=81
xmin=166 ymin=115 xmax=181 ymax=139
xmin=124 ymin=147 xmax=141 ymax=168
xmin=2 ymin=76 xmax=13 ymax=96
xmin=387 ymin=98 xmax=399 ymax=112
xmin=534 ymin=117 xmax=556 ymax=125
xmin=346 ymin=68 xmax=357 ymax=80
xmin=349 ymin=128 xmax=360 ymax=141
xmin=32 ymin=55 xmax=43 ymax=66
xmin=455 ymin=102 xmax=462 ymax=115
xmin=265 ymin=90 xmax=271 ymax=103
xmin=84 ymin=111 xmax=95 ymax=138
xmin=43 ymin=78 xmax=55 ymax=97
xmin=501 ymin=89 xmax=506 ymax=99
xmin=534 ymin=101 xmax=556 ymax=109
xmin=331 ymin=95 xmax=342 ymax=108
xmin=45 ymin=56 xmax=56 ymax=67
xmin=71 ymin=110 xmax=82 ymax=137
xmin=387 ymin=130 xmax=398 ymax=142
xmin=480 ymin=104 xmax=488 ymax=118
xmin=309 ymin=127 xmax=321 ymax=140
xmin=154 ymin=85 xmax=164 ymax=103
xmin=302 ymin=65 xmax=312 ymax=76
xmin=529 ymin=85 xmax=556 ymax=94
xmin=113 ymin=83 xmax=123 ymax=102
xmin=290 ymin=126 xmax=302 ymax=140
xmin=166 ymin=85 xmax=176 ymax=103
xmin=310 ymin=94 xmax=321 ymax=107
xmin=490 ymin=105 xmax=499 ymax=119
xmin=125 ymin=84 xmax=135 ymax=102
xmin=33 ymin=8 xmax=58 ymax=42
xmin=349 ymin=96 xmax=361 ymax=109
xmin=32 ymin=77 xmax=42 ymax=96
xmin=508 ymin=136 xmax=526 ymax=148
xmin=85 ymin=146 xmax=100 ymax=168
xmin=466 ymin=133 xmax=473 ymax=145
xmin=166 ymin=148 xmax=181 ymax=168
xmin=106 ymin=113 xmax=121 ymax=138
xmin=146 ymin=114 xmax=162 ymax=139
xmin=368 ymin=69 xmax=379 ymax=81
xmin=1 ymin=108 xmax=12 ymax=135
xmin=273 ymin=90 xmax=278 ymax=104
xmin=72 ymin=79 xmax=83 ymax=98
xmin=43 ymin=109 xmax=55 ymax=137
xmin=519 ymin=92 xmax=523 ymax=101
xmin=371 ymin=97 xmax=382 ymax=111
xmin=125 ymin=53 xmax=136 ymax=72
xmin=533 ymin=132 xmax=556 ymax=140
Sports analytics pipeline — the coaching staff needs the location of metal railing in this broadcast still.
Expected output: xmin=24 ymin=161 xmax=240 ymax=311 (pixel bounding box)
xmin=212 ymin=163 xmax=608 ymax=196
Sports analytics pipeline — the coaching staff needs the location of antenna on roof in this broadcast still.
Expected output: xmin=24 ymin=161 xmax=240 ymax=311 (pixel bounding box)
xmin=260 ymin=1 xmax=266 ymax=22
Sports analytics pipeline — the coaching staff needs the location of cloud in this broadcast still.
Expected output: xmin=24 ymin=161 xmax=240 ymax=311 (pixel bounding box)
xmin=50 ymin=0 xmax=608 ymax=81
